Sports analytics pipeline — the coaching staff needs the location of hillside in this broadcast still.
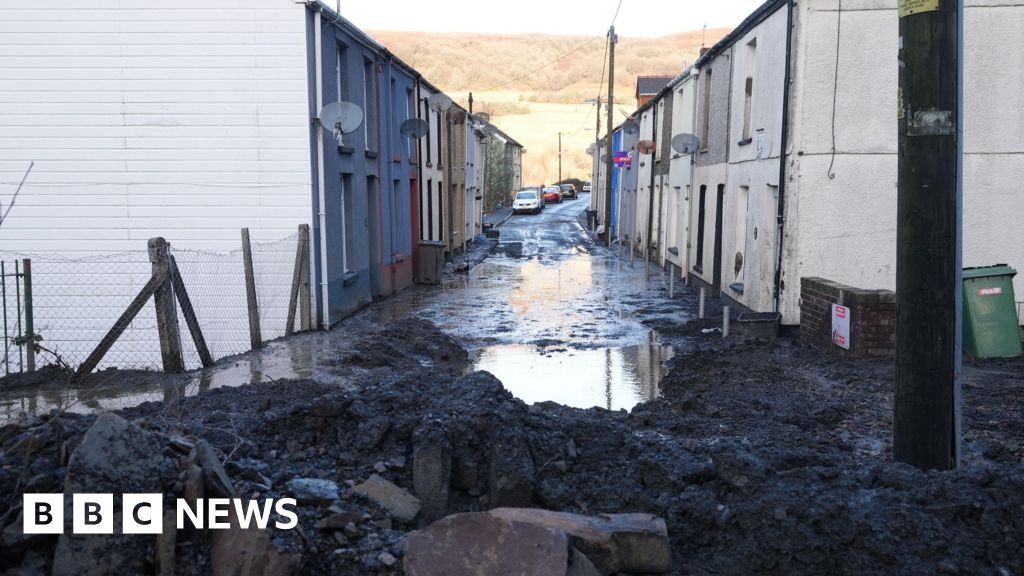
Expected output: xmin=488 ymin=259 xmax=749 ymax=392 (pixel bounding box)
xmin=371 ymin=29 xmax=730 ymax=185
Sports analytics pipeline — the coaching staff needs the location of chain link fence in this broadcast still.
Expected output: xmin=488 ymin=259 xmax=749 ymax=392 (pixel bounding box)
xmin=1 ymin=232 xmax=308 ymax=376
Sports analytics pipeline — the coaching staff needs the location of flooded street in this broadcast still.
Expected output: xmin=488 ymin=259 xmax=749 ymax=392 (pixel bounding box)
xmin=0 ymin=194 xmax=684 ymax=418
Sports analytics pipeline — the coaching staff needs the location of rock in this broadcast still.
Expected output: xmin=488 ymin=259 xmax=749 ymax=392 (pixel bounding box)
xmin=287 ymin=478 xmax=340 ymax=504
xmin=157 ymin=510 xmax=176 ymax=576
xmin=210 ymin=509 xmax=295 ymax=576
xmin=403 ymin=512 xmax=569 ymax=576
xmin=343 ymin=522 xmax=360 ymax=539
xmin=184 ymin=464 xmax=204 ymax=504
xmin=333 ymin=532 xmax=350 ymax=546
xmin=168 ymin=436 xmax=195 ymax=454
xmin=353 ymin=474 xmax=421 ymax=524
xmin=52 ymin=413 xmax=165 ymax=576
xmin=193 ymin=439 xmax=237 ymax=498
xmin=374 ymin=461 xmax=388 ymax=474
xmin=567 ymin=439 xmax=579 ymax=459
xmin=567 ymin=546 xmax=602 ymax=576
xmin=378 ymin=551 xmax=398 ymax=568
xmin=490 ymin=508 xmax=671 ymax=574
xmin=317 ymin=509 xmax=364 ymax=530
xmin=412 ymin=439 xmax=452 ymax=523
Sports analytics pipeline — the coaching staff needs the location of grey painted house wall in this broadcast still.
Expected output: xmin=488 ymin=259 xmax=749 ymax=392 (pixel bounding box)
xmin=695 ymin=49 xmax=733 ymax=168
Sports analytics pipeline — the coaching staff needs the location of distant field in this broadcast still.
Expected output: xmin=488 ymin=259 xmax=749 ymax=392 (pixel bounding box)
xmin=371 ymin=29 xmax=729 ymax=184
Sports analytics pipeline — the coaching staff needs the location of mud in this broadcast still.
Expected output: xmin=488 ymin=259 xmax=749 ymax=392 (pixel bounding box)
xmin=1 ymin=314 xmax=1022 ymax=575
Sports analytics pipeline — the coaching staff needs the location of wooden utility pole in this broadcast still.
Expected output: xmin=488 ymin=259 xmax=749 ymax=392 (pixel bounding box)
xmin=604 ymin=26 xmax=616 ymax=247
xmin=893 ymin=0 xmax=961 ymax=470
xmin=558 ymin=132 xmax=562 ymax=182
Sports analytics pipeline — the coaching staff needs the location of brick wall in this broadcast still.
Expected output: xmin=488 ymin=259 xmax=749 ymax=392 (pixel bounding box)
xmin=800 ymin=277 xmax=896 ymax=359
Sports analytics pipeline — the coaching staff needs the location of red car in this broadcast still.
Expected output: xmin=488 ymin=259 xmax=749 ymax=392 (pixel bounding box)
xmin=542 ymin=186 xmax=562 ymax=204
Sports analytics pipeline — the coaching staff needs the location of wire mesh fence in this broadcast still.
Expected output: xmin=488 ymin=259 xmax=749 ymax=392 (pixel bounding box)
xmin=0 ymin=231 xmax=309 ymax=375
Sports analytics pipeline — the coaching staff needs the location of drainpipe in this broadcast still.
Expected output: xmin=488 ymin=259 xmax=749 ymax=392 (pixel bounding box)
xmin=312 ymin=9 xmax=331 ymax=329
xmin=773 ymin=0 xmax=794 ymax=314
xmin=646 ymin=105 xmax=657 ymax=279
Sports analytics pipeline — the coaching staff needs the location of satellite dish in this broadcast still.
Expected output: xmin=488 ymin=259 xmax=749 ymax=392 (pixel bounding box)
xmin=472 ymin=112 xmax=490 ymax=123
xmin=318 ymin=101 xmax=363 ymax=142
xmin=448 ymin=109 xmax=467 ymax=125
xmin=427 ymin=93 xmax=453 ymax=112
xmin=671 ymin=133 xmax=701 ymax=154
xmin=586 ymin=145 xmax=596 ymax=155
xmin=622 ymin=119 xmax=640 ymax=135
xmin=637 ymin=140 xmax=656 ymax=155
xmin=483 ymin=124 xmax=498 ymax=135
xmin=400 ymin=118 xmax=429 ymax=139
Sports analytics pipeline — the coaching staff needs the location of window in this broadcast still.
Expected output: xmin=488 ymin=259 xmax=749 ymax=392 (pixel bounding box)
xmin=435 ymin=110 xmax=443 ymax=167
xmin=423 ymin=98 xmax=432 ymax=165
xmin=407 ymin=88 xmax=415 ymax=158
xmin=341 ymin=174 xmax=353 ymax=274
xmin=742 ymin=39 xmax=757 ymax=142
xmin=700 ymin=68 xmax=712 ymax=149
xmin=363 ymin=59 xmax=377 ymax=151
xmin=695 ymin=184 xmax=707 ymax=270
xmin=335 ymin=45 xmax=347 ymax=144
xmin=426 ymin=178 xmax=433 ymax=241
xmin=656 ymin=101 xmax=665 ymax=161
xmin=390 ymin=79 xmax=398 ymax=155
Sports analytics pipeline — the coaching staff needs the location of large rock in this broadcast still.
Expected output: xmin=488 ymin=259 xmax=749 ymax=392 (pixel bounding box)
xmin=490 ymin=508 xmax=671 ymax=575
xmin=352 ymin=474 xmax=421 ymax=524
xmin=210 ymin=509 xmax=295 ymax=576
xmin=488 ymin=429 xmax=535 ymax=507
xmin=52 ymin=413 xmax=166 ymax=576
xmin=403 ymin=511 xmax=569 ymax=576
xmin=412 ymin=432 xmax=451 ymax=523
xmin=193 ymin=439 xmax=237 ymax=498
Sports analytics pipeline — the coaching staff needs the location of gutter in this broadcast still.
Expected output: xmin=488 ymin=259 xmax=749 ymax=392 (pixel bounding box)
xmin=773 ymin=0 xmax=794 ymax=313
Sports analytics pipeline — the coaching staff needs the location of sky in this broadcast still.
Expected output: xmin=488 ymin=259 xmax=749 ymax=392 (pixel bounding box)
xmin=337 ymin=0 xmax=767 ymax=38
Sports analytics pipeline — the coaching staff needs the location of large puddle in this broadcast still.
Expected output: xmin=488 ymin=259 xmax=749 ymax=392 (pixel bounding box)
xmin=468 ymin=339 xmax=674 ymax=411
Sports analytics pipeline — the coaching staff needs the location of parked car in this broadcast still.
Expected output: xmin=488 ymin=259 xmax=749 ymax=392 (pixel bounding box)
xmin=582 ymin=180 xmax=592 ymax=193
xmin=512 ymin=190 xmax=543 ymax=214
xmin=542 ymin=186 xmax=562 ymax=204
xmin=559 ymin=183 xmax=577 ymax=199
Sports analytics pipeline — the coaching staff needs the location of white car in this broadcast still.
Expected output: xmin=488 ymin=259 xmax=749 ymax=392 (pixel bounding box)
xmin=582 ymin=180 xmax=592 ymax=193
xmin=512 ymin=190 xmax=542 ymax=215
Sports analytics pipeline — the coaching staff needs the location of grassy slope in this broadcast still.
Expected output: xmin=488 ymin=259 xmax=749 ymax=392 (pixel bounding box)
xmin=370 ymin=29 xmax=729 ymax=185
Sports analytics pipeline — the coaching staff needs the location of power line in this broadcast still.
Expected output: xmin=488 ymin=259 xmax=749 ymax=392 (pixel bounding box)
xmin=611 ymin=0 xmax=624 ymax=27
xmin=489 ymin=35 xmax=605 ymax=91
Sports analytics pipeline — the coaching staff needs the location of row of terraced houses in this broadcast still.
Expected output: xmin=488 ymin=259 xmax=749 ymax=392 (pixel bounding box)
xmin=591 ymin=0 xmax=1024 ymax=329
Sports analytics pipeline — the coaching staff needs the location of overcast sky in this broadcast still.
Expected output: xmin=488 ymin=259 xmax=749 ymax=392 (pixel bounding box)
xmin=338 ymin=0 xmax=767 ymax=38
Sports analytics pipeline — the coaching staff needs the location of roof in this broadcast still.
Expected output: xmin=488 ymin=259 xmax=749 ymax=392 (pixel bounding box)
xmin=635 ymin=76 xmax=675 ymax=96
xmin=694 ymin=0 xmax=788 ymax=69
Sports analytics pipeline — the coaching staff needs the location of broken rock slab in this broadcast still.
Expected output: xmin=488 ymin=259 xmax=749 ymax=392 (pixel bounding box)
xmin=403 ymin=511 xmax=569 ymax=576
xmin=353 ymin=474 xmax=421 ymax=524
xmin=52 ymin=413 xmax=166 ymax=576
xmin=403 ymin=508 xmax=671 ymax=576
xmin=286 ymin=478 xmax=339 ymax=505
xmin=490 ymin=508 xmax=672 ymax=575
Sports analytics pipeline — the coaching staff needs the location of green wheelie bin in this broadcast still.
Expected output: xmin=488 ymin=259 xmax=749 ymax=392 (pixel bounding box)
xmin=962 ymin=264 xmax=1022 ymax=359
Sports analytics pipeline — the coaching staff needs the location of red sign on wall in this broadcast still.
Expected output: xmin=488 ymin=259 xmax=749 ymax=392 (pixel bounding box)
xmin=978 ymin=287 xmax=1003 ymax=296
xmin=613 ymin=151 xmax=632 ymax=168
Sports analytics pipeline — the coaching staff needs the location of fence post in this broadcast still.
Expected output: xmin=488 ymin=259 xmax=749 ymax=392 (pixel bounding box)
xmin=169 ymin=255 xmax=214 ymax=367
xmin=149 ymin=237 xmax=184 ymax=373
xmin=286 ymin=224 xmax=311 ymax=336
xmin=299 ymin=224 xmax=312 ymax=332
xmin=22 ymin=259 xmax=34 ymax=372
xmin=241 ymin=228 xmax=262 ymax=349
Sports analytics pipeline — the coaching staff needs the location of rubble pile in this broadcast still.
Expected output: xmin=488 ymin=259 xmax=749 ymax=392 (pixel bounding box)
xmin=0 ymin=318 xmax=1022 ymax=574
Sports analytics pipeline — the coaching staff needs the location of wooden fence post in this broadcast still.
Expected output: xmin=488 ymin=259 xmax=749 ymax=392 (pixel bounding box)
xmin=22 ymin=259 xmax=34 ymax=372
xmin=169 ymin=255 xmax=214 ymax=367
xmin=149 ymin=237 xmax=184 ymax=373
xmin=241 ymin=228 xmax=262 ymax=349
xmin=286 ymin=224 xmax=312 ymax=335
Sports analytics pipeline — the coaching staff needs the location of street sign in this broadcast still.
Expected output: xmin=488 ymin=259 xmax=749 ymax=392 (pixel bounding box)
xmin=831 ymin=304 xmax=851 ymax=350
xmin=613 ymin=151 xmax=632 ymax=168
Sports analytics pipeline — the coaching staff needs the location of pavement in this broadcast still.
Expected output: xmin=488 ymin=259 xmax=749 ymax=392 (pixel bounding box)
xmin=483 ymin=205 xmax=513 ymax=228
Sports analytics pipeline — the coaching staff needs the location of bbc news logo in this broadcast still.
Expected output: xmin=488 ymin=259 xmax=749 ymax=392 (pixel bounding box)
xmin=23 ymin=494 xmax=298 ymax=534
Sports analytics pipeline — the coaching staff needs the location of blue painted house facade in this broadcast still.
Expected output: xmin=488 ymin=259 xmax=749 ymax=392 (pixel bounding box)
xmin=305 ymin=5 xmax=424 ymax=326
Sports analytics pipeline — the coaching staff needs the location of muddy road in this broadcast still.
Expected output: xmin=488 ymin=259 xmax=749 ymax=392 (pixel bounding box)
xmin=2 ymin=196 xmax=1023 ymax=575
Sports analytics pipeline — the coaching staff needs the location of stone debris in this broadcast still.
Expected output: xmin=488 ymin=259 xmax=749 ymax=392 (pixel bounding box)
xmin=352 ymin=474 xmax=421 ymax=524
xmin=286 ymin=478 xmax=340 ymax=504
xmin=193 ymin=439 xmax=237 ymax=498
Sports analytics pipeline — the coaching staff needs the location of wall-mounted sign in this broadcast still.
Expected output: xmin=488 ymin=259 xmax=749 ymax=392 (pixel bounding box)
xmin=899 ymin=0 xmax=939 ymax=18
xmin=832 ymin=304 xmax=851 ymax=350
xmin=613 ymin=151 xmax=632 ymax=168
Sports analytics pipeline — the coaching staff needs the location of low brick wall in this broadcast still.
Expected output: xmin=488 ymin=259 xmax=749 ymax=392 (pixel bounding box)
xmin=800 ymin=277 xmax=896 ymax=359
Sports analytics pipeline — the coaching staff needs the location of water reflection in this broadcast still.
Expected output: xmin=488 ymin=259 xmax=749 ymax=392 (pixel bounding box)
xmin=468 ymin=338 xmax=674 ymax=411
